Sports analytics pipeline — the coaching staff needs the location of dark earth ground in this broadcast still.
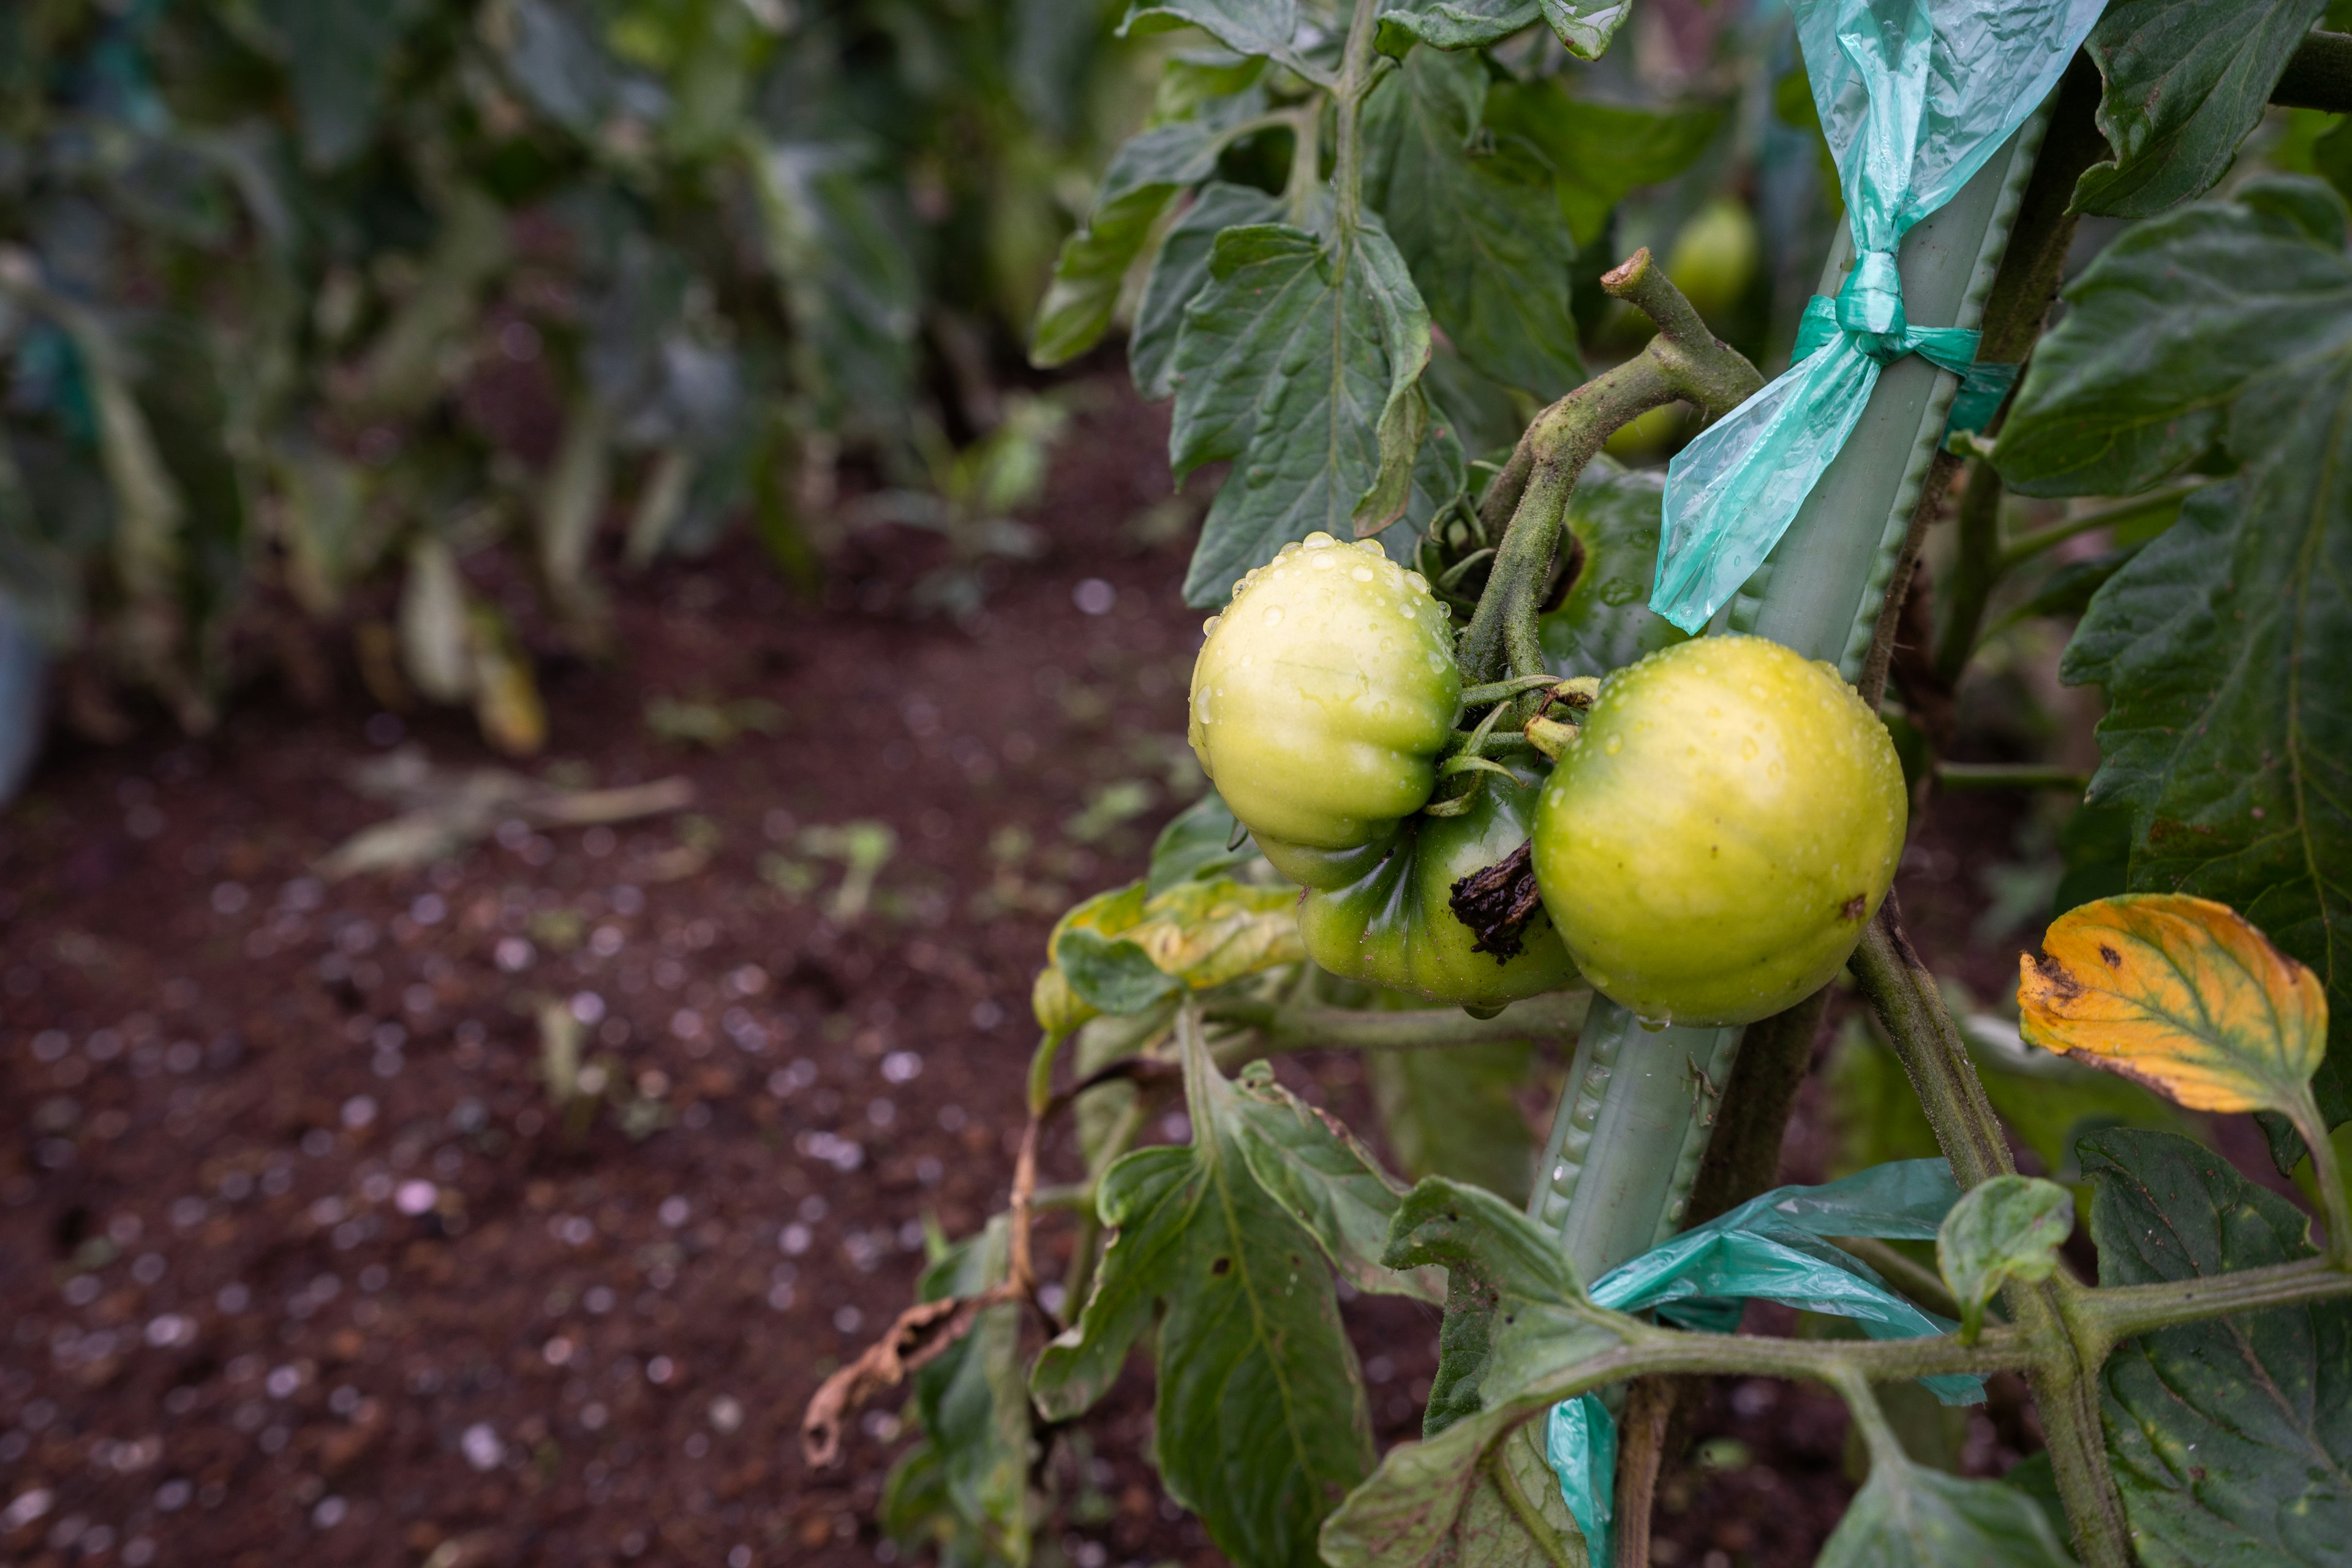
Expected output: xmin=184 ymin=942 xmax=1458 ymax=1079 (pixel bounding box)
xmin=0 ymin=383 xmax=2286 ymax=1568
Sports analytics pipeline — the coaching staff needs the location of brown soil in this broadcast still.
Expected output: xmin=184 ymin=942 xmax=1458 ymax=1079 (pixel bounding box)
xmin=0 ymin=382 xmax=2266 ymax=1568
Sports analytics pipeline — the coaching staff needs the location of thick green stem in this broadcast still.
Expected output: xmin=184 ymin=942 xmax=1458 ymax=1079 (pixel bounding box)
xmin=2073 ymin=1256 xmax=2352 ymax=1354
xmin=1456 ymin=251 xmax=1762 ymax=689
xmin=1934 ymin=761 xmax=2090 ymax=793
xmin=2272 ymin=29 xmax=2352 ymax=111
xmin=1997 ymin=483 xmax=2203 ymax=573
xmin=1850 ymin=903 xmax=2133 ymax=1568
xmin=1202 ymin=991 xmax=1589 ymax=1059
xmin=1328 ymin=0 xmax=1382 ymax=238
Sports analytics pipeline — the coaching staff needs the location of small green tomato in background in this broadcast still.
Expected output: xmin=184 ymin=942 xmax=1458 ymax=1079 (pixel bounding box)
xmin=1664 ymin=198 xmax=1761 ymax=328
xmin=1297 ymin=761 xmax=1580 ymax=1009
xmin=1188 ymin=532 xmax=1461 ymax=889
xmin=1531 ymin=635 xmax=1905 ymax=1027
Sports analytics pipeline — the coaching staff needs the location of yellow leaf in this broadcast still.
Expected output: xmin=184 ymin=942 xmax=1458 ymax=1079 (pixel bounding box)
xmin=2016 ymin=893 xmax=2327 ymax=1114
xmin=1030 ymin=878 xmax=1303 ymax=1036
xmin=1031 ymin=883 xmax=1151 ymax=1036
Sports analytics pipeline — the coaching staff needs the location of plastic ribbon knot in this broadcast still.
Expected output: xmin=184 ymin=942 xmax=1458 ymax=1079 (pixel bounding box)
xmin=1646 ymin=0 xmax=2103 ymax=636
xmin=1540 ymin=1161 xmax=1982 ymax=1566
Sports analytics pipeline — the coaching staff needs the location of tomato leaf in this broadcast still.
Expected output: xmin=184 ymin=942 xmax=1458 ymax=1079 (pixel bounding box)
xmin=1032 ymin=1024 xmax=1374 ymax=1568
xmin=1375 ymin=0 xmax=1632 ymax=61
xmin=1814 ymin=1454 xmax=2073 ymax=1568
xmin=1360 ymin=47 xmax=1583 ymax=400
xmin=1118 ymin=0 xmax=1325 ymax=82
xmin=2018 ymin=894 xmax=2329 ymax=1117
xmin=1056 ymin=929 xmax=1186 ymax=1016
xmin=1146 ymin=788 xmax=1263 ymax=894
xmin=1229 ymin=1061 xmax=1446 ymax=1302
xmin=1537 ymin=459 xmax=1690 ymax=677
xmin=2072 ymin=0 xmax=2329 ymax=218
xmin=1031 ymin=96 xmax=1267 ymax=369
xmin=903 ymin=1219 xmax=1035 ymax=1565
xmin=1998 ymin=182 xmax=2352 ymax=1142
xmin=1171 ymin=220 xmax=1433 ymax=604
xmin=1483 ymin=84 xmax=1727 ymax=251
xmin=1035 ymin=877 xmax=1301 ymax=1031
xmin=1935 ymin=1176 xmax=2074 ymax=1344
xmin=1321 ymin=1414 xmax=1590 ymax=1568
xmin=1132 ymin=181 xmax=1286 ymax=400
xmin=2081 ymin=1127 xmax=2352 ymax=1566
xmin=1367 ymin=1042 xmax=1540 ymax=1207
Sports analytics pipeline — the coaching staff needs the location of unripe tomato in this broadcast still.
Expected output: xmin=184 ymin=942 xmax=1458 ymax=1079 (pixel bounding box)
xmin=1664 ymin=198 xmax=1760 ymax=327
xmin=1188 ymin=532 xmax=1461 ymax=889
xmin=1531 ymin=635 xmax=1905 ymax=1027
xmin=1297 ymin=761 xmax=1579 ymax=1007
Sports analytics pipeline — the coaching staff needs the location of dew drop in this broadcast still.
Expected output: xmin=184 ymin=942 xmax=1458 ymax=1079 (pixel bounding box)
xmin=1262 ymin=605 xmax=1285 ymax=627
xmin=1635 ymin=1012 xmax=1672 ymax=1033
xmin=1586 ymin=971 xmax=1612 ymax=990
xmin=1350 ymin=565 xmax=1374 ymax=582
xmin=1304 ymin=532 xmax=1335 ymax=549
xmin=1403 ymin=570 xmax=1430 ymax=594
xmin=1202 ymin=616 xmax=1221 ymax=635
xmin=1311 ymin=552 xmax=1336 ymax=570
xmin=1425 ymin=651 xmax=1447 ymax=672
xmin=1603 ymin=736 xmax=1623 ymax=755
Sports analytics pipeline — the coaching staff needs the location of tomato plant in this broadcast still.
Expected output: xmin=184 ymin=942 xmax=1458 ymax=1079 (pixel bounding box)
xmin=1532 ymin=635 xmax=1906 ymax=1027
xmin=790 ymin=4 xmax=2352 ymax=1567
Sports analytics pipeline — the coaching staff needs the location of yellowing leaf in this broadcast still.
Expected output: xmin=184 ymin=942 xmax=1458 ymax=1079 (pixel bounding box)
xmin=2017 ymin=893 xmax=2328 ymax=1115
xmin=1029 ymin=878 xmax=1302 ymax=1038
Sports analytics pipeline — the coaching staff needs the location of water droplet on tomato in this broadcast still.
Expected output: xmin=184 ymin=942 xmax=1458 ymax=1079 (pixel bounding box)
xmin=1305 ymin=532 xmax=1335 ymax=549
xmin=1635 ymin=1012 xmax=1671 ymax=1033
xmin=1603 ymin=736 xmax=1623 ymax=755
xmin=1262 ymin=605 xmax=1284 ymax=627
xmin=1350 ymin=565 xmax=1374 ymax=582
xmin=1311 ymin=552 xmax=1336 ymax=570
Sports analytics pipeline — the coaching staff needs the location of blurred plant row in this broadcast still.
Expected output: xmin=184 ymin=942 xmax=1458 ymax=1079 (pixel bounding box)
xmin=0 ymin=0 xmax=1142 ymax=769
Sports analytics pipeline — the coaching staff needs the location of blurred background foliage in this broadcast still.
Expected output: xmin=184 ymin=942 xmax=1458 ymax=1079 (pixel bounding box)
xmin=0 ymin=0 xmax=1143 ymax=754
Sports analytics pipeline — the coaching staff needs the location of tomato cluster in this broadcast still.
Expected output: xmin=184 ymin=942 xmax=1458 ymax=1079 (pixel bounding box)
xmin=1189 ymin=537 xmax=1904 ymax=1023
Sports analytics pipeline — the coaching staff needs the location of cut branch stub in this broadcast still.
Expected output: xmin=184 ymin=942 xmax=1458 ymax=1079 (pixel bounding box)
xmin=1449 ymin=839 xmax=1544 ymax=960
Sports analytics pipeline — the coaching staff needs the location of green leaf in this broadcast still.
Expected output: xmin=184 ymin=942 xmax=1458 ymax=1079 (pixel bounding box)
xmin=1360 ymin=47 xmax=1581 ymax=400
xmin=1483 ymin=83 xmax=1726 ymax=250
xmin=1032 ymin=1024 xmax=1374 ymax=1568
xmin=1132 ymin=181 xmax=1286 ymax=400
xmin=1537 ymin=459 xmax=1691 ymax=677
xmin=1934 ymin=1176 xmax=2074 ymax=1343
xmin=1383 ymin=1177 xmax=1596 ymax=1435
xmin=1815 ymin=1455 xmax=2073 ymax=1568
xmin=909 ymin=1220 xmax=1035 ymax=1566
xmin=1322 ymin=1412 xmax=1590 ymax=1568
xmin=2081 ymin=1128 xmax=2352 ymax=1566
xmin=2000 ymin=182 xmax=2352 ymax=1136
xmin=1172 ymin=221 xmax=1432 ymax=605
xmin=1229 ymin=1060 xmax=1446 ymax=1302
xmin=1147 ymin=788 xmax=1264 ymax=894
xmin=500 ymin=0 xmax=619 ymax=135
xmin=257 ymin=0 xmax=422 ymax=168
xmin=1055 ymin=929 xmax=1186 ymax=1015
xmin=1118 ymin=0 xmax=1325 ymax=83
xmin=1375 ymin=0 xmax=1630 ymax=61
xmin=2073 ymin=0 xmax=2329 ymax=218
xmin=1366 ymin=1042 xmax=1539 ymax=1207
xmin=747 ymin=140 xmax=921 ymax=438
xmin=1032 ymin=102 xmax=1266 ymax=369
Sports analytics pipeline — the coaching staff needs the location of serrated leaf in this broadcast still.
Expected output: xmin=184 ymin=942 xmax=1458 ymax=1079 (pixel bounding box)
xmin=1375 ymin=0 xmax=1629 ymax=59
xmin=908 ymin=1219 xmax=1035 ymax=1565
xmin=1229 ymin=1060 xmax=1445 ymax=1302
xmin=2073 ymin=0 xmax=2329 ymax=218
xmin=1032 ymin=1022 xmax=1373 ymax=1568
xmin=2019 ymin=894 xmax=2329 ymax=1117
xmin=1132 ymin=181 xmax=1286 ymax=400
xmin=1146 ymin=788 xmax=1265 ymax=894
xmin=1119 ymin=0 xmax=1325 ymax=82
xmin=1483 ymin=83 xmax=1725 ymax=250
xmin=1360 ymin=47 xmax=1580 ymax=399
xmin=1367 ymin=1042 xmax=1539 ymax=1206
xmin=1032 ymin=100 xmax=1265 ymax=368
xmin=1936 ymin=1176 xmax=2074 ymax=1343
xmin=1171 ymin=221 xmax=1432 ymax=603
xmin=258 ymin=0 xmax=421 ymax=168
xmin=1322 ymin=1409 xmax=1591 ymax=1568
xmin=2081 ymin=1127 xmax=2352 ymax=1567
xmin=1815 ymin=1455 xmax=2073 ymax=1568
xmin=1537 ymin=459 xmax=1690 ymax=677
xmin=2000 ymin=182 xmax=2352 ymax=1136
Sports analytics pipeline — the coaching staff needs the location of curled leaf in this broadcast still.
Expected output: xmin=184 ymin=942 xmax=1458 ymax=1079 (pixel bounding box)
xmin=2016 ymin=893 xmax=2328 ymax=1115
xmin=1030 ymin=877 xmax=1302 ymax=1035
xmin=1936 ymin=1175 xmax=2073 ymax=1344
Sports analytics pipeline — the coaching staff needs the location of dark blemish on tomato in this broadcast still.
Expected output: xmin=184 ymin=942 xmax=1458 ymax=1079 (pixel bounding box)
xmin=1841 ymin=894 xmax=1866 ymax=921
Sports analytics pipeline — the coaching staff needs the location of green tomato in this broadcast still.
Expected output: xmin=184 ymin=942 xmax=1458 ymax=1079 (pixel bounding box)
xmin=1188 ymin=531 xmax=1461 ymax=889
xmin=1664 ymin=198 xmax=1761 ymax=327
xmin=1531 ymin=635 xmax=1906 ymax=1027
xmin=1297 ymin=762 xmax=1580 ymax=1007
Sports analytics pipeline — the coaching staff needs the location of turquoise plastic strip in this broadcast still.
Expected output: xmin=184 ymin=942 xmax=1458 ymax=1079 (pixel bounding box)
xmin=1544 ymin=1161 xmax=1979 ymax=1564
xmin=1649 ymin=0 xmax=2104 ymax=635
